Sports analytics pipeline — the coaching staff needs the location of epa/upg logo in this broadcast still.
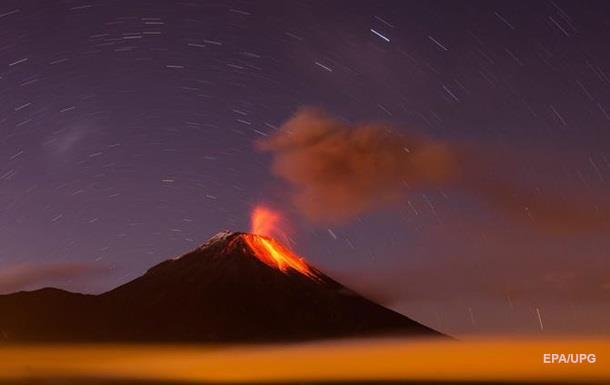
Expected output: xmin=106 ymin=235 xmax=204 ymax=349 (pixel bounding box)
xmin=543 ymin=353 xmax=597 ymax=364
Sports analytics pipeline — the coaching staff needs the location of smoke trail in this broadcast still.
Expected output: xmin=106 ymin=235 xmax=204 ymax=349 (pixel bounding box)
xmin=258 ymin=108 xmax=458 ymax=223
xmin=259 ymin=108 xmax=609 ymax=232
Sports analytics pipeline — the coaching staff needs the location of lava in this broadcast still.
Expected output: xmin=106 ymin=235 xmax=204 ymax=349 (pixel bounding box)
xmin=245 ymin=206 xmax=318 ymax=279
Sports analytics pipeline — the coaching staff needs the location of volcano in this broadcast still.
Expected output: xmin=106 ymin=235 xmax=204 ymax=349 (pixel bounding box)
xmin=0 ymin=231 xmax=440 ymax=342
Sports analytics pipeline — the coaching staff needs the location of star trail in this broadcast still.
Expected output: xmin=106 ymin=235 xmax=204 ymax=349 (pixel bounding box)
xmin=1 ymin=0 xmax=609 ymax=337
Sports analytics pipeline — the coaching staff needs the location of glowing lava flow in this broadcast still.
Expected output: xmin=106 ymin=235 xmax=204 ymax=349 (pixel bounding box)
xmin=244 ymin=206 xmax=318 ymax=280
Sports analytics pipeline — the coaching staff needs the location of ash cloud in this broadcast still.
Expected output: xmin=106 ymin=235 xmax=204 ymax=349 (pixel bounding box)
xmin=258 ymin=108 xmax=458 ymax=223
xmin=259 ymin=108 xmax=609 ymax=232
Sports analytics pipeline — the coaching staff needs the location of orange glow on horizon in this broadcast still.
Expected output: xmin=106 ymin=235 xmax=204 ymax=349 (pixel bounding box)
xmin=1 ymin=338 xmax=609 ymax=383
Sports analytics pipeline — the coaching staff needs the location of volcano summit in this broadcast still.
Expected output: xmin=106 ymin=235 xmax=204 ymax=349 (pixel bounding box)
xmin=0 ymin=231 xmax=440 ymax=342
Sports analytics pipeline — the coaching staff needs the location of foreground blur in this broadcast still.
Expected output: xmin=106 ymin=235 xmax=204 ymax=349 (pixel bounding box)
xmin=0 ymin=337 xmax=608 ymax=383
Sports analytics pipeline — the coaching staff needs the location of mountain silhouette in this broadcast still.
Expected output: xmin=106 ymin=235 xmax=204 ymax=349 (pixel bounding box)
xmin=0 ymin=231 xmax=440 ymax=342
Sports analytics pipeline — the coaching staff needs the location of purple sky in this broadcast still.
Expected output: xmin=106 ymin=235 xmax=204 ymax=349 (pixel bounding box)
xmin=1 ymin=0 xmax=609 ymax=337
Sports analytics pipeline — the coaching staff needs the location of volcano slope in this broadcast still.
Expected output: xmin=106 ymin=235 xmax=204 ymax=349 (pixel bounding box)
xmin=0 ymin=231 xmax=441 ymax=342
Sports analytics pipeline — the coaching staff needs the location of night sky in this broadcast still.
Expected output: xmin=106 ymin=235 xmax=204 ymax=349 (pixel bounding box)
xmin=1 ymin=0 xmax=610 ymax=337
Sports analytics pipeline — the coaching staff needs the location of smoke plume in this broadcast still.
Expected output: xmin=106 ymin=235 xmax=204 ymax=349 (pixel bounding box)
xmin=258 ymin=108 xmax=458 ymax=223
xmin=259 ymin=108 xmax=609 ymax=231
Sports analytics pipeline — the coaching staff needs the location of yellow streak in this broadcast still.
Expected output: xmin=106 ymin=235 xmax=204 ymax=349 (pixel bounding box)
xmin=0 ymin=338 xmax=608 ymax=383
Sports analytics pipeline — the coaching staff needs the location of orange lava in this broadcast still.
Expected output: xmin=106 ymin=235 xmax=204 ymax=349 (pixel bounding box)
xmin=246 ymin=205 xmax=318 ymax=279
xmin=243 ymin=234 xmax=318 ymax=279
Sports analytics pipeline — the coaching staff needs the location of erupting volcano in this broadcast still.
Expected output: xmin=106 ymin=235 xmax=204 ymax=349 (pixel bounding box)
xmin=242 ymin=206 xmax=319 ymax=279
xmin=242 ymin=234 xmax=320 ymax=279
xmin=0 ymin=206 xmax=440 ymax=342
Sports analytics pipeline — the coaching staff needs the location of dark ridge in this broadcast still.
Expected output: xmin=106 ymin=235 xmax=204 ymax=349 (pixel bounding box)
xmin=0 ymin=231 xmax=441 ymax=342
